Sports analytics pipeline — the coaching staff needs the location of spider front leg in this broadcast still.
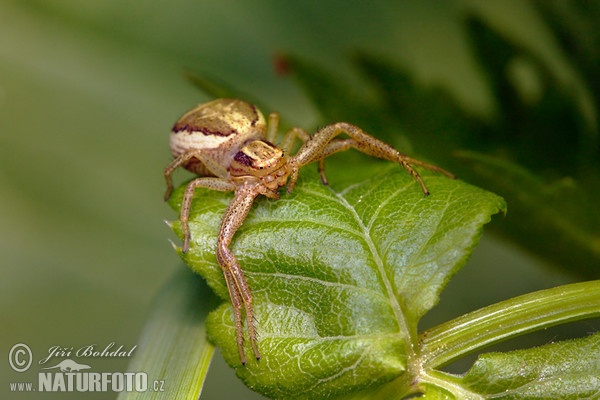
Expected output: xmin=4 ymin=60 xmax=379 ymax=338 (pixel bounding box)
xmin=278 ymin=127 xmax=331 ymax=192
xmin=178 ymin=177 xmax=236 ymax=253
xmin=216 ymin=183 xmax=262 ymax=364
xmin=163 ymin=150 xmax=230 ymax=201
xmin=291 ymin=123 xmax=455 ymax=195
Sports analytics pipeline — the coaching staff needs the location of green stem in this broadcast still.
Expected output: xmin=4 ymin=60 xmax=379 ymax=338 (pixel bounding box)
xmin=419 ymin=280 xmax=600 ymax=369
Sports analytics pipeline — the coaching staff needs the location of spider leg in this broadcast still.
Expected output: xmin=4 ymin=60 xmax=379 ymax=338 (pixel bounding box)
xmin=280 ymin=127 xmax=311 ymax=153
xmin=266 ymin=112 xmax=280 ymax=143
xmin=278 ymin=127 xmax=313 ymax=192
xmin=179 ymin=178 xmax=235 ymax=253
xmin=163 ymin=150 xmax=230 ymax=201
xmin=164 ymin=152 xmax=194 ymax=201
xmin=318 ymin=159 xmax=328 ymax=185
xmin=291 ymin=123 xmax=455 ymax=195
xmin=216 ymin=184 xmax=262 ymax=364
xmin=220 ymin=266 xmax=245 ymax=362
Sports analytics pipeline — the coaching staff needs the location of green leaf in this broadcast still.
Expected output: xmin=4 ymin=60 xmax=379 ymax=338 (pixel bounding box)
xmin=458 ymin=332 xmax=600 ymax=399
xmin=168 ymin=162 xmax=505 ymax=399
xmin=118 ymin=268 xmax=217 ymax=400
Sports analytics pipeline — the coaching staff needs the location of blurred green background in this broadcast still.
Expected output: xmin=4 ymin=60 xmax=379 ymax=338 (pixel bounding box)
xmin=1 ymin=1 xmax=597 ymax=399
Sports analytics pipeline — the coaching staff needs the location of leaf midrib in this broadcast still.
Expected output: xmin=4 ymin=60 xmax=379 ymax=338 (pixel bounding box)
xmin=329 ymin=185 xmax=410 ymax=345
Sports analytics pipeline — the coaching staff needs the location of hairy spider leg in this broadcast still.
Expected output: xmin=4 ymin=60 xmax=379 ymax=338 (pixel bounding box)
xmin=179 ymin=177 xmax=236 ymax=253
xmin=279 ymin=126 xmax=311 ymax=153
xmin=278 ymin=126 xmax=333 ymax=191
xmin=289 ymin=122 xmax=455 ymax=194
xmin=306 ymin=137 xmax=437 ymax=193
xmin=163 ymin=150 xmax=230 ymax=201
xmin=216 ymin=183 xmax=262 ymax=364
xmin=164 ymin=150 xmax=238 ymax=253
xmin=318 ymin=137 xmax=455 ymax=179
xmin=266 ymin=113 xmax=330 ymax=185
xmin=219 ymin=265 xmax=245 ymax=362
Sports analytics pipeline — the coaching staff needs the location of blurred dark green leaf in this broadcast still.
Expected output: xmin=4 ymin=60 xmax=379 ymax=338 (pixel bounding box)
xmin=534 ymin=0 xmax=600 ymax=135
xmin=276 ymin=13 xmax=600 ymax=278
xmin=456 ymin=150 xmax=600 ymax=279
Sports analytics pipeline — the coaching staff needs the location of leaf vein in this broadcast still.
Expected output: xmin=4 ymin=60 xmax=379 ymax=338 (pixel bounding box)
xmin=366 ymin=181 xmax=414 ymax=231
xmin=395 ymin=186 xmax=459 ymax=286
xmin=250 ymin=271 xmax=386 ymax=300
xmin=330 ymin=187 xmax=410 ymax=343
xmin=241 ymin=218 xmax=363 ymax=239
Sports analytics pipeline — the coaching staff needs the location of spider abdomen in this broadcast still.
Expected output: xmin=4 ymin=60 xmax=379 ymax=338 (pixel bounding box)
xmin=170 ymin=98 xmax=267 ymax=176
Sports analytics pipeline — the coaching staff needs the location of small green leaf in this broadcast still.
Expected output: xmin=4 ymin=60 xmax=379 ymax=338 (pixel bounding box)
xmin=168 ymin=162 xmax=505 ymax=399
xmin=459 ymin=332 xmax=600 ymax=399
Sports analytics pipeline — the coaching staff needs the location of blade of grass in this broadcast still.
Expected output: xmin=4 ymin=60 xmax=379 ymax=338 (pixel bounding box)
xmin=118 ymin=267 xmax=218 ymax=400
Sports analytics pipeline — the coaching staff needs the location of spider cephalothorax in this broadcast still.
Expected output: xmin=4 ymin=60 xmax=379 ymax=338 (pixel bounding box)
xmin=164 ymin=98 xmax=454 ymax=364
